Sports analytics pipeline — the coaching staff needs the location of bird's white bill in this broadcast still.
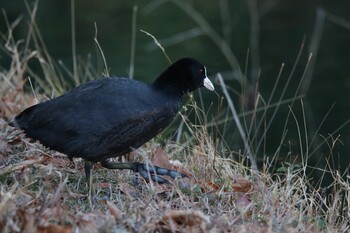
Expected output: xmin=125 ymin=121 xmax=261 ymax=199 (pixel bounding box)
xmin=203 ymin=77 xmax=215 ymax=91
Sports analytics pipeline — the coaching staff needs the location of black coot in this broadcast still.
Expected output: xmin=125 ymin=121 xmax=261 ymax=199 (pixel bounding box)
xmin=9 ymin=58 xmax=214 ymax=189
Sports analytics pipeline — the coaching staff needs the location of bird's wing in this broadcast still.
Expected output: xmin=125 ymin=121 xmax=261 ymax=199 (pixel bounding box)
xmin=79 ymin=106 xmax=176 ymax=161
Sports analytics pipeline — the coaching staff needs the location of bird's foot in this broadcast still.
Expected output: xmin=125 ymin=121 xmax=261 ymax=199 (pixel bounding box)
xmin=134 ymin=162 xmax=187 ymax=184
xmin=100 ymin=160 xmax=187 ymax=185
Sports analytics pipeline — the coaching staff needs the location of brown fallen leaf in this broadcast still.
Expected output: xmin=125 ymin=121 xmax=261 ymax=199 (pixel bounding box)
xmin=231 ymin=174 xmax=252 ymax=193
xmin=37 ymin=225 xmax=74 ymax=233
xmin=117 ymin=183 xmax=137 ymax=198
xmin=16 ymin=208 xmax=36 ymax=233
xmin=93 ymin=182 xmax=113 ymax=189
xmin=195 ymin=180 xmax=220 ymax=193
xmin=75 ymin=212 xmax=116 ymax=233
xmin=41 ymin=155 xmax=72 ymax=168
xmin=107 ymin=200 xmax=123 ymax=221
xmin=151 ymin=210 xmax=210 ymax=233
xmin=76 ymin=215 xmax=99 ymax=233
xmin=0 ymin=156 xmax=46 ymax=176
xmin=152 ymin=146 xmax=192 ymax=178
xmin=236 ymin=193 xmax=252 ymax=207
xmin=125 ymin=150 xmax=138 ymax=162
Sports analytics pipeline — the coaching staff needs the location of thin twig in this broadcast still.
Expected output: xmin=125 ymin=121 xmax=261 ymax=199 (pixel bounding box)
xmin=71 ymin=0 xmax=78 ymax=85
xmin=129 ymin=5 xmax=138 ymax=79
xmin=140 ymin=29 xmax=172 ymax=64
xmin=94 ymin=22 xmax=109 ymax=77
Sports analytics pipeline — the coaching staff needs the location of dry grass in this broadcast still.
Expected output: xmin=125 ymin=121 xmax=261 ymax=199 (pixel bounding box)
xmin=3 ymin=117 xmax=347 ymax=233
xmin=1 ymin=4 xmax=350 ymax=233
xmin=2 ymin=106 xmax=350 ymax=232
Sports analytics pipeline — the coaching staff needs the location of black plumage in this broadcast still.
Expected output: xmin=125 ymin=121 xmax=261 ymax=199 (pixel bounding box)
xmin=9 ymin=58 xmax=214 ymax=188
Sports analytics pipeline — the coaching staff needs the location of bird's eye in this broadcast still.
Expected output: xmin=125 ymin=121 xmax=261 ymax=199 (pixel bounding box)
xmin=199 ymin=67 xmax=207 ymax=76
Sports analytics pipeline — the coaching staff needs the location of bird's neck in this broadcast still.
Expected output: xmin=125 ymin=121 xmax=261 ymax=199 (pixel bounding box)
xmin=152 ymin=70 xmax=187 ymax=98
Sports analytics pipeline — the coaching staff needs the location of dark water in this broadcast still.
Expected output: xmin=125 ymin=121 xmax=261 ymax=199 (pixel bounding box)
xmin=1 ymin=0 xmax=350 ymax=187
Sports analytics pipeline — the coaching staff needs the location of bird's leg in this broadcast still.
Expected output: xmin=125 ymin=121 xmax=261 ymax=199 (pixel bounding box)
xmin=84 ymin=161 xmax=95 ymax=200
xmin=100 ymin=160 xmax=187 ymax=184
